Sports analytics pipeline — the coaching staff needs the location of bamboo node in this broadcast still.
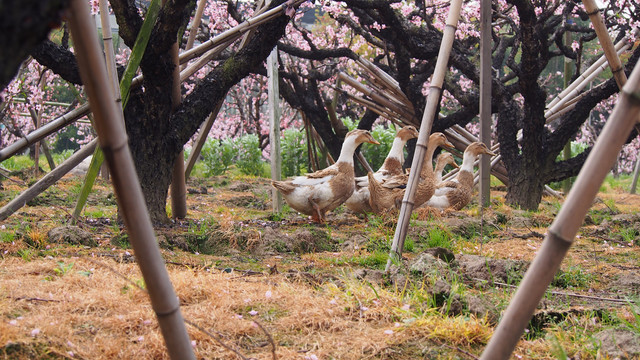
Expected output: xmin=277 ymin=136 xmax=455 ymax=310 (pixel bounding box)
xmin=585 ymin=8 xmax=601 ymax=16
xmin=154 ymin=305 xmax=181 ymax=318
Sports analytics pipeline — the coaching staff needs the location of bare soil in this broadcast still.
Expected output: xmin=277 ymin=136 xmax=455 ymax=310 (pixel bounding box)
xmin=1 ymin=174 xmax=639 ymax=359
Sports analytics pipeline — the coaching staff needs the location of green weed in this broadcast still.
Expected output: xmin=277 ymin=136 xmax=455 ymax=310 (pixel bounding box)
xmin=552 ymin=265 xmax=593 ymax=289
xmin=53 ymin=261 xmax=74 ymax=276
xmin=424 ymin=227 xmax=452 ymax=250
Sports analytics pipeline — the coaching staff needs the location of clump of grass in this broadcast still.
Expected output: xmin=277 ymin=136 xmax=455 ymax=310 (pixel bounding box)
xmin=423 ymin=226 xmax=453 ymax=250
xmin=552 ymin=265 xmax=593 ymax=289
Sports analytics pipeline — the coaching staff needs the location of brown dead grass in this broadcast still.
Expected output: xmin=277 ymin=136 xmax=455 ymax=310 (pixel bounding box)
xmin=2 ymin=175 xmax=640 ymax=359
xmin=0 ymin=255 xmax=492 ymax=359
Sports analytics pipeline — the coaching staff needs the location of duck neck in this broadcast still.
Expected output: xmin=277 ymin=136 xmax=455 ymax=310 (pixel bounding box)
xmin=419 ymin=142 xmax=439 ymax=179
xmin=460 ymin=151 xmax=477 ymax=174
xmin=336 ymin=136 xmax=359 ymax=164
xmin=434 ymin=159 xmax=447 ymax=182
xmin=388 ymin=137 xmax=406 ymax=162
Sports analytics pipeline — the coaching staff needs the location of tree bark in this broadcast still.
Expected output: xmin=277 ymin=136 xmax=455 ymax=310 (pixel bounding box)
xmin=0 ymin=0 xmax=70 ymax=90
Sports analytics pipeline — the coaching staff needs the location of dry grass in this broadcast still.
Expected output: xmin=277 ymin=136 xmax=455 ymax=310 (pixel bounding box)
xmin=2 ymin=175 xmax=640 ymax=359
xmin=0 ymin=255 xmax=493 ymax=359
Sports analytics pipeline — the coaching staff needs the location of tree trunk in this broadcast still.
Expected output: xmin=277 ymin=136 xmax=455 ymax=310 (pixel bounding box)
xmin=505 ymin=166 xmax=546 ymax=210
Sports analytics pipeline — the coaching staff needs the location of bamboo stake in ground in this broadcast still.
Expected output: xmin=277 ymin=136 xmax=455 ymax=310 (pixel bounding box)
xmin=385 ymin=0 xmax=463 ymax=272
xmin=480 ymin=56 xmax=640 ymax=360
xmin=66 ymin=0 xmax=195 ymax=358
xmin=268 ymin=47 xmax=283 ymax=212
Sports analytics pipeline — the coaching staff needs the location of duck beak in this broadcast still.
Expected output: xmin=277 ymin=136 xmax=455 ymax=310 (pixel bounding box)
xmin=443 ymin=140 xmax=455 ymax=149
xmin=367 ymin=135 xmax=380 ymax=145
xmin=451 ymin=162 xmax=460 ymax=168
xmin=484 ymin=149 xmax=497 ymax=156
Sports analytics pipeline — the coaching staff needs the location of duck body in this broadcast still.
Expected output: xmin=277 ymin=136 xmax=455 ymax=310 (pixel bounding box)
xmin=425 ymin=142 xmax=495 ymax=210
xmin=346 ymin=126 xmax=419 ymax=214
xmin=367 ymin=133 xmax=454 ymax=214
xmin=272 ymin=129 xmax=379 ymax=222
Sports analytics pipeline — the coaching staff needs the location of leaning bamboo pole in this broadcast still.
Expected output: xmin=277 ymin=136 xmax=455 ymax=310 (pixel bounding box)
xmin=0 ymin=103 xmax=91 ymax=161
xmin=73 ymin=0 xmax=125 ymax=221
xmin=186 ymin=0 xmax=208 ymax=51
xmin=0 ymin=140 xmax=97 ymax=221
xmin=184 ymin=100 xmax=224 ymax=178
xmin=480 ymin=57 xmax=640 ymax=360
xmin=385 ymin=0 xmax=463 ymax=272
xmin=582 ymin=0 xmax=627 ymax=88
xmin=545 ymin=35 xmax=630 ymax=117
xmin=66 ymin=0 xmax=195 ymax=358
xmin=179 ymin=0 xmax=307 ymax=64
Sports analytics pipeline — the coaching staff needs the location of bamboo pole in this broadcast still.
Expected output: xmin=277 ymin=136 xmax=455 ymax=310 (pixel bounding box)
xmin=385 ymin=0 xmax=463 ymax=272
xmin=66 ymin=1 xmax=195 ymax=358
xmin=480 ymin=54 xmax=640 ymax=360
xmin=168 ymin=0 xmax=187 ymax=219
xmin=0 ymin=140 xmax=97 ymax=221
xmin=581 ymin=0 xmax=627 ymax=88
xmin=27 ymin=108 xmax=56 ymax=171
xmin=267 ymin=47 xmax=283 ymax=212
xmin=545 ymin=37 xmax=629 ymax=116
xmin=338 ymin=73 xmax=416 ymax=121
xmin=0 ymin=103 xmax=91 ymax=161
xmin=184 ymin=100 xmax=224 ymax=178
xmin=478 ymin=0 xmax=492 ymax=207
xmin=186 ymin=0 xmax=208 ymax=51
xmin=629 ymin=155 xmax=640 ymax=194
xmin=179 ymin=0 xmax=307 ymax=64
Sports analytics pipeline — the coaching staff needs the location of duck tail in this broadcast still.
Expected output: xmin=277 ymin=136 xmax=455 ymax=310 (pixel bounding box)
xmin=271 ymin=180 xmax=295 ymax=195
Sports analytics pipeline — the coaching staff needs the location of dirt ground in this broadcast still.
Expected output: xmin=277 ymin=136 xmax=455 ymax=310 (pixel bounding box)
xmin=0 ymin=174 xmax=639 ymax=359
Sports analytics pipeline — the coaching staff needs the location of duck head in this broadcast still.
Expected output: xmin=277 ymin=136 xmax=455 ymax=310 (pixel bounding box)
xmin=429 ymin=132 xmax=455 ymax=149
xmin=437 ymin=152 xmax=459 ymax=168
xmin=347 ymin=129 xmax=380 ymax=145
xmin=397 ymin=125 xmax=419 ymax=141
xmin=465 ymin=142 xmax=496 ymax=157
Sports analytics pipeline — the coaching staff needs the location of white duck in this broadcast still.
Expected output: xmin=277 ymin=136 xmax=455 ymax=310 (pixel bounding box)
xmin=424 ymin=142 xmax=496 ymax=210
xmin=345 ymin=125 xmax=419 ymax=214
xmin=272 ymin=129 xmax=379 ymax=223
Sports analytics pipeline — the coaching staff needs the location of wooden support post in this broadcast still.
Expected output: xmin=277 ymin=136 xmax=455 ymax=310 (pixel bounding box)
xmin=268 ymin=47 xmax=283 ymax=212
xmin=562 ymin=28 xmax=573 ymax=194
xmin=478 ymin=0 xmax=492 ymax=207
xmin=168 ymin=0 xmax=187 ymax=219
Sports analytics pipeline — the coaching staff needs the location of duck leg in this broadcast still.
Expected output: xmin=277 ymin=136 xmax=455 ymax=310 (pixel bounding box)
xmin=308 ymin=196 xmax=324 ymax=223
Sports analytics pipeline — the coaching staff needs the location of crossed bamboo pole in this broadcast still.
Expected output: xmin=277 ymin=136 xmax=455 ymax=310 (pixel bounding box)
xmin=66 ymin=0 xmax=195 ymax=358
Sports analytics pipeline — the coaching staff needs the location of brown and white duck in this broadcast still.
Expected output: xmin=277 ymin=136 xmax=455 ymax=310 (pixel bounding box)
xmin=424 ymin=142 xmax=495 ymax=210
xmin=434 ymin=152 xmax=459 ymax=184
xmin=367 ymin=132 xmax=454 ymax=214
xmin=272 ymin=129 xmax=379 ymax=223
xmin=345 ymin=125 xmax=419 ymax=214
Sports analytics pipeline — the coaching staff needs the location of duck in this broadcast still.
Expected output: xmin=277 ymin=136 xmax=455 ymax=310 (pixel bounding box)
xmin=424 ymin=141 xmax=496 ymax=211
xmin=345 ymin=125 xmax=419 ymax=214
xmin=434 ymin=152 xmax=459 ymax=184
xmin=272 ymin=129 xmax=379 ymax=223
xmin=367 ymin=132 xmax=454 ymax=214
